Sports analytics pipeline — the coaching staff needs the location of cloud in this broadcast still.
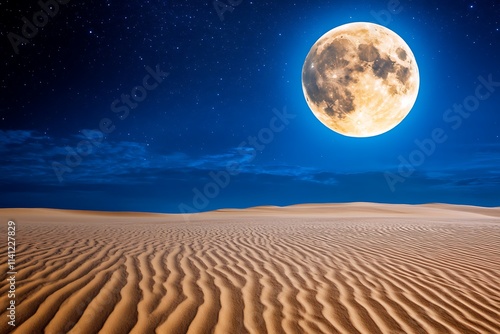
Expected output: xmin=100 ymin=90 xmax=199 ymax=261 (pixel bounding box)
xmin=1 ymin=130 xmax=499 ymax=210
xmin=0 ymin=130 xmax=157 ymax=184
xmin=298 ymin=172 xmax=338 ymax=185
xmin=0 ymin=130 xmax=338 ymax=187
xmin=186 ymin=147 xmax=256 ymax=169
xmin=1 ymin=129 xmax=498 ymax=190
xmin=0 ymin=130 xmax=43 ymax=145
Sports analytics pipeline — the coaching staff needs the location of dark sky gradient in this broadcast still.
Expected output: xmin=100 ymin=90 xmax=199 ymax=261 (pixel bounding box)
xmin=1 ymin=0 xmax=499 ymax=212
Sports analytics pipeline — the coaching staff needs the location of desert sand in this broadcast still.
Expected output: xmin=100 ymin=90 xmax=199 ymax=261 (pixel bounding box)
xmin=0 ymin=203 xmax=499 ymax=334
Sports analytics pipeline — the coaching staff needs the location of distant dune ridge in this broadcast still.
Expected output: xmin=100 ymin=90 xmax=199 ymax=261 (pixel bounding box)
xmin=0 ymin=203 xmax=499 ymax=334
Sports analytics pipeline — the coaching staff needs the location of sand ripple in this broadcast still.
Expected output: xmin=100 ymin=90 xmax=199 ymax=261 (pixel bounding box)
xmin=0 ymin=205 xmax=499 ymax=334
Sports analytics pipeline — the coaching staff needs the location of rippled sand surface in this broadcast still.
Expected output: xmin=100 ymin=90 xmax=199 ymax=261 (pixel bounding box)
xmin=1 ymin=203 xmax=499 ymax=334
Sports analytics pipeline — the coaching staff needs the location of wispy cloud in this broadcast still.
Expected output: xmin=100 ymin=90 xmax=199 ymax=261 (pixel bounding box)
xmin=1 ymin=130 xmax=499 ymax=209
xmin=0 ymin=130 xmax=337 ymax=187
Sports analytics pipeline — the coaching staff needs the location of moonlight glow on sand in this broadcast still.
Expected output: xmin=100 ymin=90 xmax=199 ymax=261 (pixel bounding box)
xmin=302 ymin=22 xmax=420 ymax=137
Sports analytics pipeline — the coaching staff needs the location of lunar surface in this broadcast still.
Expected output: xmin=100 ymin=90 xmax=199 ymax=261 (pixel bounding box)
xmin=302 ymin=22 xmax=419 ymax=137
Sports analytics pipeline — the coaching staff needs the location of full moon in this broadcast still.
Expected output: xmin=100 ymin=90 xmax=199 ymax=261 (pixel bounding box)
xmin=302 ymin=22 xmax=419 ymax=137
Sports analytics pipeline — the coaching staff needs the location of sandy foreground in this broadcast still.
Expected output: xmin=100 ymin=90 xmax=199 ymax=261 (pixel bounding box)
xmin=0 ymin=203 xmax=499 ymax=334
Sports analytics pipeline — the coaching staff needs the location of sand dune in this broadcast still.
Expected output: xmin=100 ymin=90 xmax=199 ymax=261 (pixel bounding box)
xmin=0 ymin=203 xmax=499 ymax=334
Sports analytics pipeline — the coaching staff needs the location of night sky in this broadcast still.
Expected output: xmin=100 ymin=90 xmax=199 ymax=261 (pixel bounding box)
xmin=1 ymin=0 xmax=499 ymax=213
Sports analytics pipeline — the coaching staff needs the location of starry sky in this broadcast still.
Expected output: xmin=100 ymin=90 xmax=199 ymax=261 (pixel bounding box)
xmin=1 ymin=0 xmax=499 ymax=212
